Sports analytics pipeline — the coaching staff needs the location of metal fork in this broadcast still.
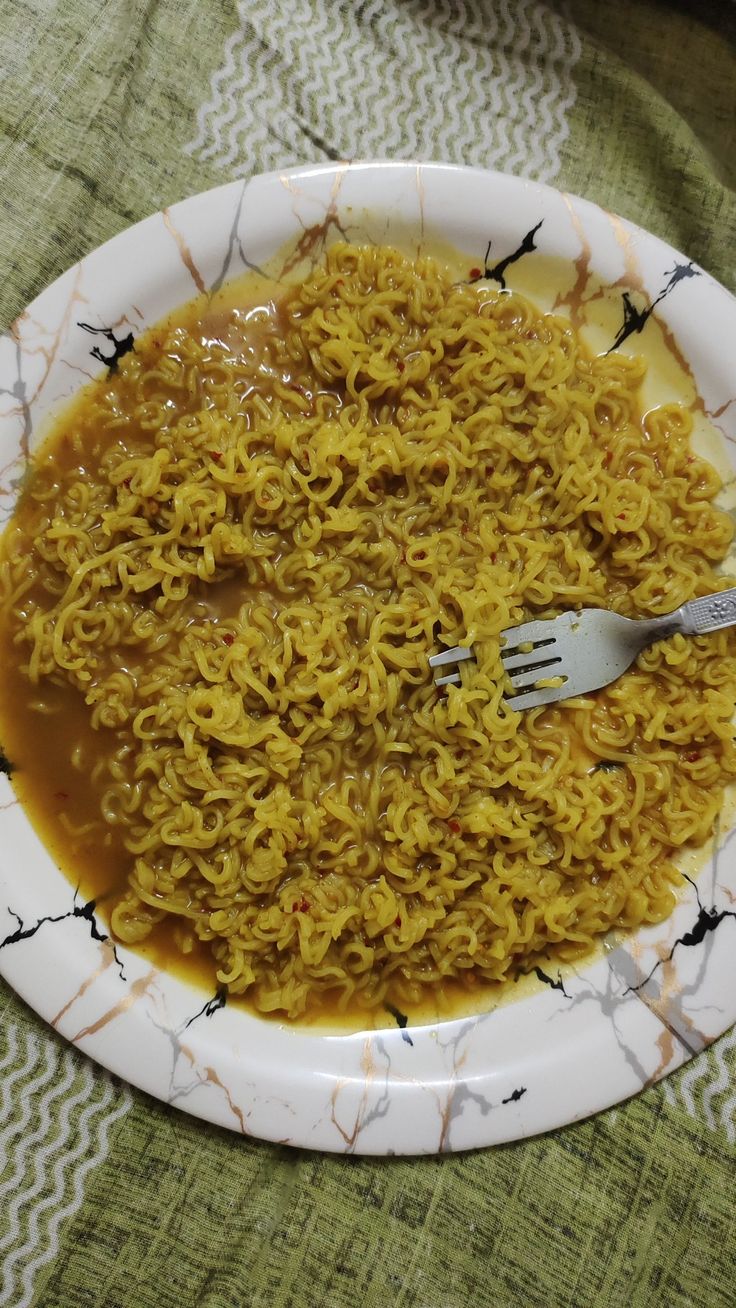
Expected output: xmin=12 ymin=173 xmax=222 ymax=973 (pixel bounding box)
xmin=428 ymin=587 xmax=736 ymax=711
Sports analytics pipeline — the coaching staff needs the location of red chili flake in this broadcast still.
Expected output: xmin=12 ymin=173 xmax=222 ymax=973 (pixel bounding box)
xmin=415 ymin=550 xmax=426 ymax=561
xmin=397 ymin=361 xmax=405 ymax=373
xmin=617 ymin=513 xmax=626 ymax=520
xmin=222 ymin=633 xmax=235 ymax=647
xmin=684 ymin=751 xmax=702 ymax=762
xmin=209 ymin=450 xmax=222 ymax=462
xmin=122 ymin=476 xmax=132 ymax=488
xmin=448 ymin=819 xmax=461 ymax=834
xmin=297 ymin=898 xmax=310 ymax=913
xmin=395 ymin=916 xmax=402 ymax=927
xmin=490 ymin=553 xmax=497 ymax=564
xmin=603 ymin=451 xmax=613 ymax=466
xmin=687 ymin=455 xmax=695 ymax=465
xmin=460 ymin=523 xmax=469 ymax=536
xmin=54 ymin=790 xmax=69 ymax=802
xmin=334 ymin=279 xmax=344 ymax=287
xmin=469 ymin=267 xmax=482 ymax=280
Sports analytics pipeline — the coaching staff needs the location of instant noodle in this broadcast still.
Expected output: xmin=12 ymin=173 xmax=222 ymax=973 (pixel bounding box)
xmin=1 ymin=243 xmax=735 ymax=1018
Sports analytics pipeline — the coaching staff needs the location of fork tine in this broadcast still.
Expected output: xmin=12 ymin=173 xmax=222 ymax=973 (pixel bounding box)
xmin=434 ymin=670 xmax=462 ymax=686
xmin=503 ymin=679 xmax=570 ymax=712
xmin=429 ymin=644 xmax=474 ymax=688
xmin=501 ymin=648 xmax=562 ymax=676
xmin=428 ymin=646 xmax=474 ymax=668
xmin=500 ymin=617 xmax=560 ymax=651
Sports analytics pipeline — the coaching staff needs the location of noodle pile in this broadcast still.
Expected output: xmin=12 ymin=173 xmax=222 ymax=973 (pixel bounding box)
xmin=2 ymin=242 xmax=736 ymax=1019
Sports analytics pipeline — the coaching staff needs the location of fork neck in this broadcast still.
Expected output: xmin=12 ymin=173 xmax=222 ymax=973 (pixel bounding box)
xmin=640 ymin=608 xmax=686 ymax=644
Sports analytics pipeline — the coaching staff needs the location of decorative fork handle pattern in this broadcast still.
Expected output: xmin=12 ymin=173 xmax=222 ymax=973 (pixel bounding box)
xmin=679 ymin=587 xmax=736 ymax=635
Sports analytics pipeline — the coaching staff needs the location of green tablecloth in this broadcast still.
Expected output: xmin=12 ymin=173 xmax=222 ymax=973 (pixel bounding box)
xmin=1 ymin=2 xmax=734 ymax=1304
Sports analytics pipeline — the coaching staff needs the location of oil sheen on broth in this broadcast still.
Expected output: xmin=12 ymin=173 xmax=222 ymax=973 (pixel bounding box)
xmin=1 ymin=242 xmax=735 ymax=1028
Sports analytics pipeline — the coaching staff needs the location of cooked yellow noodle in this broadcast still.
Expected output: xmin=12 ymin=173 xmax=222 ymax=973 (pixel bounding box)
xmin=1 ymin=242 xmax=736 ymax=1019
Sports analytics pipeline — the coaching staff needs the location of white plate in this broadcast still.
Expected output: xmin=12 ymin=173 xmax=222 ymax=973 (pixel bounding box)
xmin=1 ymin=162 xmax=735 ymax=1154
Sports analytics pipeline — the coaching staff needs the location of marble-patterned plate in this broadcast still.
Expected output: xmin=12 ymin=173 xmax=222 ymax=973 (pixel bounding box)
xmin=1 ymin=162 xmax=735 ymax=1154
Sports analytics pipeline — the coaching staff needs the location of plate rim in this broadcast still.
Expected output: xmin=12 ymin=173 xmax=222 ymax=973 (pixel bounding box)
xmin=1 ymin=159 xmax=735 ymax=1154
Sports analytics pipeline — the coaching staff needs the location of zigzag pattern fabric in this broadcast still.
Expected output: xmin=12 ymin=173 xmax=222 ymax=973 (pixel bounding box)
xmin=0 ymin=1017 xmax=131 ymax=1308
xmin=186 ymin=0 xmax=582 ymax=182
xmin=663 ymin=1026 xmax=736 ymax=1145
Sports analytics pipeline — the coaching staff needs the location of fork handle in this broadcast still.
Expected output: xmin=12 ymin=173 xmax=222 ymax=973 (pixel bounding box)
xmin=675 ymin=587 xmax=736 ymax=636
